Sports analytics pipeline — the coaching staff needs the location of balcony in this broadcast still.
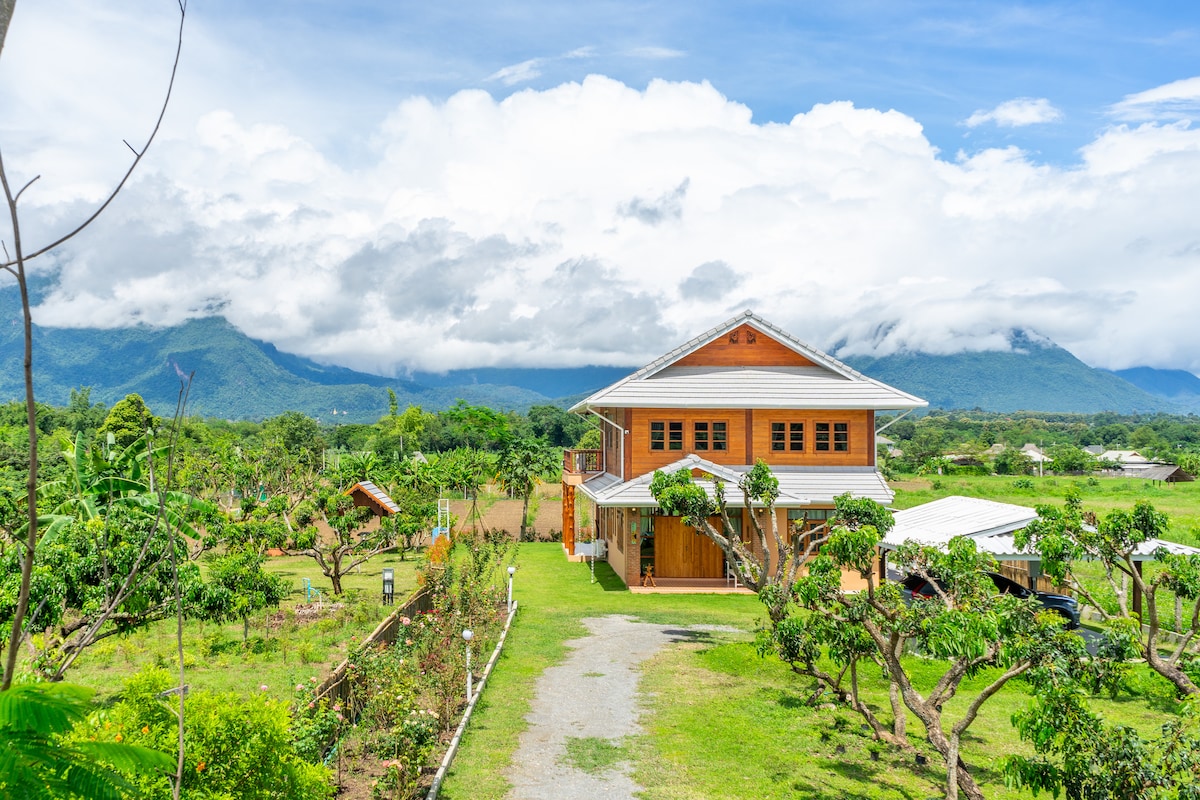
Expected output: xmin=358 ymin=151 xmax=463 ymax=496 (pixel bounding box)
xmin=562 ymin=449 xmax=603 ymax=484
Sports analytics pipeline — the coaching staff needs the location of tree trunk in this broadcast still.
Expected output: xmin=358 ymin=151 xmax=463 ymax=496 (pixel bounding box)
xmin=890 ymin=679 xmax=907 ymax=741
xmin=520 ymin=489 xmax=531 ymax=541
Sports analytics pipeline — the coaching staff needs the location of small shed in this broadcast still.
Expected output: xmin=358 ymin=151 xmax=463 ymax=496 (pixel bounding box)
xmin=345 ymin=481 xmax=400 ymax=517
xmin=1133 ymin=465 xmax=1195 ymax=484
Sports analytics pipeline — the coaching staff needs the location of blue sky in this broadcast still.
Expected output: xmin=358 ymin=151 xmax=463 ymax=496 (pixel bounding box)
xmin=2 ymin=0 xmax=1200 ymax=375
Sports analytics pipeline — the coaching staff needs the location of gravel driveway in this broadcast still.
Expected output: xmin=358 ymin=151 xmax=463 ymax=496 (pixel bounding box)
xmin=504 ymin=615 xmax=699 ymax=800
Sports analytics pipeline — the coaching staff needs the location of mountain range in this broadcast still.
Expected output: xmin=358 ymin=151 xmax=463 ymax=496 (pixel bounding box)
xmin=1 ymin=285 xmax=1194 ymax=420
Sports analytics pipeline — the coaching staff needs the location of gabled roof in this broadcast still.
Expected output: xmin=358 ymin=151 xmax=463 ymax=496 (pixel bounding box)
xmin=345 ymin=480 xmax=400 ymax=515
xmin=577 ymin=454 xmax=893 ymax=507
xmin=570 ymin=310 xmax=927 ymax=413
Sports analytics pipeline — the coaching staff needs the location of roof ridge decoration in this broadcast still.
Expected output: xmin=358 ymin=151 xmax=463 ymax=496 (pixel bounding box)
xmin=571 ymin=309 xmax=926 ymax=412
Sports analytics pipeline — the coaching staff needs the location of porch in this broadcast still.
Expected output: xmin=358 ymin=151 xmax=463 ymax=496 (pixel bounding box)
xmin=628 ymin=576 xmax=755 ymax=595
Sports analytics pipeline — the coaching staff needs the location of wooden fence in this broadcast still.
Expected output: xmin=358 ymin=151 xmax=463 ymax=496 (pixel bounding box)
xmin=313 ymin=589 xmax=434 ymax=710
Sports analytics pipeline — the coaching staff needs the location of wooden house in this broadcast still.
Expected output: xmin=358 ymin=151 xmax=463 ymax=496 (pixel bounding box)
xmin=561 ymin=310 xmax=927 ymax=589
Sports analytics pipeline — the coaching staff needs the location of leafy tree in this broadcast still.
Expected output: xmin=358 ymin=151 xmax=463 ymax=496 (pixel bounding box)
xmin=98 ymin=394 xmax=160 ymax=449
xmin=526 ymin=404 xmax=592 ymax=448
xmin=764 ymin=495 xmax=1081 ymax=800
xmin=381 ymin=488 xmax=438 ymax=561
xmin=494 ymin=438 xmax=558 ymax=541
xmin=198 ymin=549 xmax=289 ymax=641
xmin=993 ymin=447 xmax=1034 ymax=475
xmin=575 ymin=427 xmax=602 ymax=450
xmin=1048 ymin=443 xmax=1095 ymax=474
xmin=262 ymin=411 xmax=325 ymax=471
xmin=649 ymin=460 xmax=813 ymax=623
xmin=290 ymin=491 xmax=390 ymax=595
xmin=1005 ymin=670 xmax=1200 ymax=799
xmin=1017 ymin=494 xmax=1200 ymax=697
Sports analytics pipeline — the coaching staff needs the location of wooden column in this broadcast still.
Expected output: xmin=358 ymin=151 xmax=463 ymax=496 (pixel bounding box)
xmin=562 ymin=482 xmax=575 ymax=555
xmin=878 ymin=548 xmax=888 ymax=583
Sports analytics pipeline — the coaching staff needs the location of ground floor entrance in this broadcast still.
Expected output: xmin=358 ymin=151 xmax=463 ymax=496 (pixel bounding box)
xmin=653 ymin=516 xmax=725 ymax=579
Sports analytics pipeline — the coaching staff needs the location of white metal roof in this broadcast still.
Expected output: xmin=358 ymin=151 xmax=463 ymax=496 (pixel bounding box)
xmin=882 ymin=496 xmax=1037 ymax=551
xmin=570 ymin=311 xmax=927 ymax=413
xmin=577 ymin=454 xmax=894 ymax=507
xmin=348 ymin=480 xmax=400 ymax=515
xmin=882 ymin=495 xmax=1200 ymax=562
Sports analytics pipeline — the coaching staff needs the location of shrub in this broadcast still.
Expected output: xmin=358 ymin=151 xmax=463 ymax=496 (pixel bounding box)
xmin=84 ymin=666 xmax=332 ymax=799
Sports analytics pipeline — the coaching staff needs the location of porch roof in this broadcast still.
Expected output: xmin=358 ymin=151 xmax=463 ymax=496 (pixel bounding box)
xmin=577 ymin=454 xmax=894 ymax=507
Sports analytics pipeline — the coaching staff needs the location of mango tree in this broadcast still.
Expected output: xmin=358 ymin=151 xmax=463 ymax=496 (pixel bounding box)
xmin=1016 ymin=491 xmax=1200 ymax=697
xmin=290 ymin=490 xmax=391 ymax=595
xmin=764 ymin=494 xmax=1081 ymax=800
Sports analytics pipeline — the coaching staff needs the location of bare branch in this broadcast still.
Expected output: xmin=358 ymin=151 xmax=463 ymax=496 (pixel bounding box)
xmin=0 ymin=3 xmax=186 ymax=270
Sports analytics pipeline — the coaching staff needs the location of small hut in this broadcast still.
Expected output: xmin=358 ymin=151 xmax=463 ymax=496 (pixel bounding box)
xmin=345 ymin=481 xmax=400 ymax=517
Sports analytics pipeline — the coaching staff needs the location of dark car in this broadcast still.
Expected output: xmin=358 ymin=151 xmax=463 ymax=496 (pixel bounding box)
xmin=900 ymin=571 xmax=1080 ymax=629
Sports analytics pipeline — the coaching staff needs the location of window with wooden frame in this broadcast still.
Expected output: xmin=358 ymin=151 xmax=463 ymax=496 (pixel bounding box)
xmin=770 ymin=421 xmax=804 ymax=452
xmin=787 ymin=508 xmax=832 ymax=552
xmin=650 ymin=420 xmax=684 ymax=451
xmin=814 ymin=422 xmax=849 ymax=452
xmin=692 ymin=421 xmax=728 ymax=452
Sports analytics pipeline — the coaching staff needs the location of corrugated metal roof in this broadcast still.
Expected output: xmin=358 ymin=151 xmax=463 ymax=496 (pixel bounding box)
xmin=347 ymin=481 xmax=400 ymax=515
xmin=882 ymin=496 xmax=1037 ymax=550
xmin=882 ymin=495 xmax=1200 ymax=562
xmin=570 ymin=311 xmax=927 ymax=413
xmin=577 ymin=454 xmax=893 ymax=507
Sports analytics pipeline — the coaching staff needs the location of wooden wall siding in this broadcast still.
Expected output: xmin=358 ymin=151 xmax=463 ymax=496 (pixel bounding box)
xmin=673 ymin=324 xmax=818 ymax=368
xmin=748 ymin=410 xmax=873 ymax=466
xmin=629 ymin=408 xmax=750 ymax=476
xmin=655 ymin=516 xmax=726 ymax=578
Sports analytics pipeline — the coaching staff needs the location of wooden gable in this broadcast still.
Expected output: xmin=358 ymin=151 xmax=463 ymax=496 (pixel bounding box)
xmin=672 ymin=323 xmax=817 ymax=368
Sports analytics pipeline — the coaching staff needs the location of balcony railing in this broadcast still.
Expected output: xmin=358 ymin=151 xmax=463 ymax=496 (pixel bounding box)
xmin=563 ymin=449 xmax=603 ymax=475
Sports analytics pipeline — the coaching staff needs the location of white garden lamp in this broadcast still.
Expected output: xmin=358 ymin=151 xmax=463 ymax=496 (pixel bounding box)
xmin=507 ymin=565 xmax=516 ymax=612
xmin=462 ymin=629 xmax=474 ymax=702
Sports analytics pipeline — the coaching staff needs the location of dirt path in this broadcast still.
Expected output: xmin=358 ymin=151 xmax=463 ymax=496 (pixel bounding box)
xmin=504 ymin=615 xmax=697 ymax=800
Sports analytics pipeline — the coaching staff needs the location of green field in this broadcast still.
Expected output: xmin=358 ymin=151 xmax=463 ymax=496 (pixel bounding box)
xmin=61 ymin=553 xmax=421 ymax=702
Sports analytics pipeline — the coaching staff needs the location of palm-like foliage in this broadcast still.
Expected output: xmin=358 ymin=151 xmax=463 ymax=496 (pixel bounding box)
xmin=0 ymin=682 xmax=172 ymax=799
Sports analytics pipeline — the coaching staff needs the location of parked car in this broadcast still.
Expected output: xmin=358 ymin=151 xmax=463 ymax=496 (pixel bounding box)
xmin=900 ymin=571 xmax=1080 ymax=629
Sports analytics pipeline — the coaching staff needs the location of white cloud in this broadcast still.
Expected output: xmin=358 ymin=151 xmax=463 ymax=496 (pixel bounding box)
xmin=1110 ymin=76 xmax=1200 ymax=121
xmin=625 ymin=46 xmax=686 ymax=59
xmin=486 ymin=58 xmax=544 ymax=86
xmin=6 ymin=7 xmax=1200 ymax=377
xmin=964 ymin=97 xmax=1063 ymax=128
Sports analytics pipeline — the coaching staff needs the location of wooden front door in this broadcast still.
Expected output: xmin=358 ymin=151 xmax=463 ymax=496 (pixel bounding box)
xmin=655 ymin=516 xmax=725 ymax=578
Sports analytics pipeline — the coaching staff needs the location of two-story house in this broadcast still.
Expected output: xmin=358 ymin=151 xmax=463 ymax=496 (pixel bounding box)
xmin=561 ymin=310 xmax=927 ymax=589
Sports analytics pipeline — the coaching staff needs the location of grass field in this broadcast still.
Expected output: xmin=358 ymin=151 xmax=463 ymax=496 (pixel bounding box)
xmin=440 ymin=543 xmax=1186 ymax=800
xmin=61 ymin=552 xmax=421 ymax=702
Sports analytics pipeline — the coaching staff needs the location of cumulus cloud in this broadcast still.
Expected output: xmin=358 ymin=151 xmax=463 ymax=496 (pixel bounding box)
xmin=964 ymin=97 xmax=1063 ymax=128
xmin=7 ymin=19 xmax=1200 ymax=377
xmin=679 ymin=261 xmax=742 ymax=300
xmin=1110 ymin=76 xmax=1200 ymax=121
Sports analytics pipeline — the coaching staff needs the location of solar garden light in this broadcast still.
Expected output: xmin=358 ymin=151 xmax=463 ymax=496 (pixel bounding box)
xmin=381 ymin=568 xmax=394 ymax=605
xmin=507 ymin=565 xmax=516 ymax=612
xmin=462 ymin=629 xmax=474 ymax=702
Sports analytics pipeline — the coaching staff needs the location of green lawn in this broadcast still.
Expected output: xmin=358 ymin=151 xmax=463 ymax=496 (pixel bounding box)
xmin=442 ymin=543 xmax=1188 ymax=800
xmin=62 ymin=552 xmax=421 ymax=702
